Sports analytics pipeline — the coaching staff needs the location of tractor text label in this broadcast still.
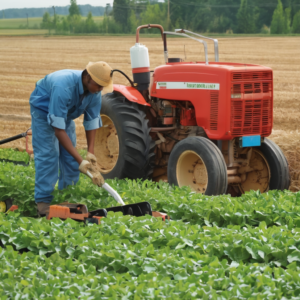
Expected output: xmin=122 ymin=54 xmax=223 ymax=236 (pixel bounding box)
xmin=156 ymin=82 xmax=220 ymax=90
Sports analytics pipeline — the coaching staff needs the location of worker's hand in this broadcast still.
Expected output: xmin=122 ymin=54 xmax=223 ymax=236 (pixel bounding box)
xmin=79 ymin=159 xmax=105 ymax=186
xmin=91 ymin=171 xmax=105 ymax=187
xmin=86 ymin=152 xmax=97 ymax=167
xmin=78 ymin=160 xmax=91 ymax=175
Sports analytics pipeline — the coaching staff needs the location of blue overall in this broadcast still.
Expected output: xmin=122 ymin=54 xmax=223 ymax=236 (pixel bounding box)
xmin=29 ymin=70 xmax=102 ymax=203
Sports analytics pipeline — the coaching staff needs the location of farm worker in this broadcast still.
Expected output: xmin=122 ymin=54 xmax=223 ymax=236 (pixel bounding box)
xmin=29 ymin=61 xmax=113 ymax=217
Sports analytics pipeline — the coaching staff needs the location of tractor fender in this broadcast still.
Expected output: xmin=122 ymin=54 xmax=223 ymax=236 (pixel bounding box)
xmin=113 ymin=84 xmax=150 ymax=107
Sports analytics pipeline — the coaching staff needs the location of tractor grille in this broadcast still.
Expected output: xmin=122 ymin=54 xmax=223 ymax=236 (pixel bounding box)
xmin=230 ymin=76 xmax=273 ymax=137
xmin=210 ymin=91 xmax=219 ymax=130
xmin=232 ymin=72 xmax=272 ymax=81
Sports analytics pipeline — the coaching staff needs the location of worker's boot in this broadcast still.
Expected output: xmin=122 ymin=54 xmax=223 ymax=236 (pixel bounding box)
xmin=37 ymin=202 xmax=50 ymax=218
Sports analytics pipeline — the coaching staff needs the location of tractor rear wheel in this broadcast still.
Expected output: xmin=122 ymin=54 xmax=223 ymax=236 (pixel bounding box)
xmin=262 ymin=139 xmax=290 ymax=190
xmin=239 ymin=138 xmax=290 ymax=193
xmin=94 ymin=93 xmax=155 ymax=180
xmin=167 ymin=137 xmax=228 ymax=195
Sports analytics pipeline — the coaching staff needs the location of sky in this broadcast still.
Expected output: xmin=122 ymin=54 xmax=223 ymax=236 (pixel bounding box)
xmin=1 ymin=0 xmax=114 ymax=10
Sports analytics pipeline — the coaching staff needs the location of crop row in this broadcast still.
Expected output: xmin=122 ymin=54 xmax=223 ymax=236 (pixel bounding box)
xmin=3 ymin=244 xmax=300 ymax=300
xmin=1 ymin=212 xmax=300 ymax=299
xmin=1 ymin=149 xmax=300 ymax=299
xmin=1 ymin=159 xmax=300 ymax=229
xmin=1 ymin=211 xmax=300 ymax=270
xmin=0 ymin=148 xmax=30 ymax=164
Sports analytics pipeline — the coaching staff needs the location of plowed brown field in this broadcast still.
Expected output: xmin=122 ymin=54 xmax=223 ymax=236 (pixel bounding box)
xmin=0 ymin=36 xmax=299 ymax=190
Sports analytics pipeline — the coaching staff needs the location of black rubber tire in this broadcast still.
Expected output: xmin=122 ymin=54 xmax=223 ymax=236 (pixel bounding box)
xmin=167 ymin=136 xmax=228 ymax=195
xmin=259 ymin=138 xmax=290 ymax=191
xmin=97 ymin=93 xmax=155 ymax=180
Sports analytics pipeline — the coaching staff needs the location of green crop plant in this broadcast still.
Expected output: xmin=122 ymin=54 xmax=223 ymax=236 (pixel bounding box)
xmin=1 ymin=212 xmax=300 ymax=298
xmin=0 ymin=148 xmax=30 ymax=164
xmin=1 ymin=148 xmax=300 ymax=298
xmin=1 ymin=151 xmax=299 ymax=230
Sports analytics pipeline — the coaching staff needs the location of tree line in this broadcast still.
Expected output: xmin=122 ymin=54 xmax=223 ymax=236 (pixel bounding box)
xmin=2 ymin=5 xmax=107 ymax=19
xmin=42 ymin=0 xmax=300 ymax=34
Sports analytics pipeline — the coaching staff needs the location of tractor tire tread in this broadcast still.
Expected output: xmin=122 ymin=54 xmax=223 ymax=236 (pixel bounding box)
xmin=99 ymin=93 xmax=154 ymax=180
xmin=168 ymin=136 xmax=227 ymax=195
xmin=261 ymin=138 xmax=290 ymax=191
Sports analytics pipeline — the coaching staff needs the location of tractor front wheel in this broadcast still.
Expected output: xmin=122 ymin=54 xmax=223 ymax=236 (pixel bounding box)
xmin=167 ymin=137 xmax=228 ymax=195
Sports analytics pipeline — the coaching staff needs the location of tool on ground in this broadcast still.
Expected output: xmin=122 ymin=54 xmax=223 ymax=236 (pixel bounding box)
xmin=47 ymin=164 xmax=167 ymax=222
xmin=46 ymin=166 xmax=168 ymax=222
xmin=46 ymin=200 xmax=160 ymax=224
xmin=1 ymin=196 xmax=168 ymax=223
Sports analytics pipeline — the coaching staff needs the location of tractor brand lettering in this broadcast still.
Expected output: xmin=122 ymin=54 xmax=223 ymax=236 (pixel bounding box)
xmin=187 ymin=83 xmax=217 ymax=89
xmin=157 ymin=82 xmax=167 ymax=89
xmin=156 ymin=82 xmax=220 ymax=90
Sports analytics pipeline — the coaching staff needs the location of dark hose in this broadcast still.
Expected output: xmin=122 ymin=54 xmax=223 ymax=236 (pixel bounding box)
xmin=111 ymin=69 xmax=136 ymax=88
xmin=0 ymin=132 xmax=27 ymax=145
xmin=0 ymin=127 xmax=31 ymax=145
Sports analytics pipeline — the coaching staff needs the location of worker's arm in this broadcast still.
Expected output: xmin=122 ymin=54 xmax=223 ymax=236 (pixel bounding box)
xmin=85 ymin=129 xmax=96 ymax=154
xmin=54 ymin=128 xmax=83 ymax=165
xmin=83 ymin=93 xmax=102 ymax=155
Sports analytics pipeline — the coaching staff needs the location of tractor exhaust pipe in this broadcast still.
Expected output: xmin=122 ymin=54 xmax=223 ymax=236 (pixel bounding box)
xmin=135 ymin=24 xmax=165 ymax=43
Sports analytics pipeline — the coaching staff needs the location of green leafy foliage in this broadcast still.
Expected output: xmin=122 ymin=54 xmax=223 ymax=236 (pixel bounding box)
xmin=69 ymin=0 xmax=81 ymax=17
xmin=1 ymin=213 xmax=300 ymax=298
xmin=292 ymin=10 xmax=300 ymax=33
xmin=0 ymin=161 xmax=36 ymax=216
xmin=236 ymin=0 xmax=257 ymax=33
xmin=1 ymin=149 xmax=300 ymax=229
xmin=1 ymin=148 xmax=300 ymax=298
xmin=270 ymin=0 xmax=291 ymax=34
xmin=0 ymin=148 xmax=30 ymax=163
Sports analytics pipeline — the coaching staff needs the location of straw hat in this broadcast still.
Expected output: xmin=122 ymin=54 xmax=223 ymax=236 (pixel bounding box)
xmin=86 ymin=61 xmax=113 ymax=95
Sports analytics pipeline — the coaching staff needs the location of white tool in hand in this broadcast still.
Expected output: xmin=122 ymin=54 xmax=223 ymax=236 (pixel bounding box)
xmin=86 ymin=171 xmax=125 ymax=205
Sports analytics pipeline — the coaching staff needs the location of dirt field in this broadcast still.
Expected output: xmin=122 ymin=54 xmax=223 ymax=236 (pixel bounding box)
xmin=0 ymin=35 xmax=299 ymax=190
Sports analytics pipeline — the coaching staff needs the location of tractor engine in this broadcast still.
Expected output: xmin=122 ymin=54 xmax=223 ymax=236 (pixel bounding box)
xmin=149 ymin=99 xmax=198 ymax=127
xmin=152 ymin=100 xmax=176 ymax=126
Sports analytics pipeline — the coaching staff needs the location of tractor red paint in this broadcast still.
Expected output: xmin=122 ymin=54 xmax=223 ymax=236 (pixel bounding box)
xmin=113 ymin=84 xmax=150 ymax=106
xmin=150 ymin=62 xmax=273 ymax=140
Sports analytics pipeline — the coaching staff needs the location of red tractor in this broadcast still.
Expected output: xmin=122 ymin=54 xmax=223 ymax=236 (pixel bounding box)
xmin=94 ymin=24 xmax=290 ymax=196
